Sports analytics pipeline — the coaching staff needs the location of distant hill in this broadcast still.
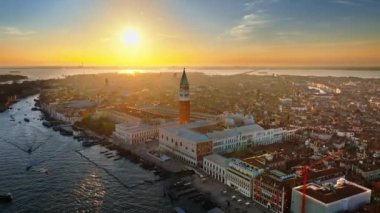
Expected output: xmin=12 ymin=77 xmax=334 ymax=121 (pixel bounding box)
xmin=0 ymin=75 xmax=28 ymax=82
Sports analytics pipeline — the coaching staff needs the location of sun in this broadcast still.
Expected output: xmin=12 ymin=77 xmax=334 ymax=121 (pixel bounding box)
xmin=122 ymin=29 xmax=140 ymax=46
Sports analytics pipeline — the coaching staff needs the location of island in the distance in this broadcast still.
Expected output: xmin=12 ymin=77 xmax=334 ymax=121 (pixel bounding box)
xmin=0 ymin=74 xmax=28 ymax=83
xmin=0 ymin=74 xmax=42 ymax=112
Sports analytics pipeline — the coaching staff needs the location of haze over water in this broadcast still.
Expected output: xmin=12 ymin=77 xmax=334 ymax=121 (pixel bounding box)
xmin=0 ymin=68 xmax=379 ymax=80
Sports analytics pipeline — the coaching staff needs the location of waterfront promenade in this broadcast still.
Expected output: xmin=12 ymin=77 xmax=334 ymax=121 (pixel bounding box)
xmin=114 ymin=139 xmax=265 ymax=213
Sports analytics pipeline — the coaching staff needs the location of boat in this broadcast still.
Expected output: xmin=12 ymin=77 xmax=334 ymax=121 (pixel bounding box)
xmin=24 ymin=118 xmax=30 ymax=122
xmin=42 ymin=121 xmax=52 ymax=128
xmin=60 ymin=130 xmax=73 ymax=136
xmin=52 ymin=126 xmax=60 ymax=131
xmin=106 ymin=155 xmax=114 ymax=159
xmin=100 ymin=151 xmax=108 ymax=154
xmin=59 ymin=126 xmax=73 ymax=136
xmin=0 ymin=193 xmax=12 ymax=203
xmin=114 ymin=156 xmax=123 ymax=161
xmin=82 ymin=141 xmax=96 ymax=147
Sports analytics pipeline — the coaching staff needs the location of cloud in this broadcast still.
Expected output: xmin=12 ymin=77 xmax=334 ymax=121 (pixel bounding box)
xmin=228 ymin=13 xmax=271 ymax=40
xmin=332 ymin=0 xmax=375 ymax=6
xmin=333 ymin=0 xmax=358 ymax=6
xmin=223 ymin=0 xmax=278 ymax=40
xmin=244 ymin=0 xmax=278 ymax=10
xmin=0 ymin=26 xmax=35 ymax=36
xmin=276 ymin=31 xmax=300 ymax=36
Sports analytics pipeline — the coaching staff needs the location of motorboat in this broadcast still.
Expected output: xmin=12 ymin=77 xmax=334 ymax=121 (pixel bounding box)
xmin=82 ymin=141 xmax=96 ymax=147
xmin=114 ymin=156 xmax=123 ymax=161
xmin=42 ymin=121 xmax=52 ymax=128
xmin=0 ymin=193 xmax=12 ymax=202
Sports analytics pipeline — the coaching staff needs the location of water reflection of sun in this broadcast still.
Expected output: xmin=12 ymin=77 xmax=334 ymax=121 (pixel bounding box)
xmin=74 ymin=171 xmax=105 ymax=212
xmin=118 ymin=70 xmax=144 ymax=75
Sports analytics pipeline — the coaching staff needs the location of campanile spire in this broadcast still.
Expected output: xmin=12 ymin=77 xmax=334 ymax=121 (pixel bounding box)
xmin=179 ymin=68 xmax=190 ymax=124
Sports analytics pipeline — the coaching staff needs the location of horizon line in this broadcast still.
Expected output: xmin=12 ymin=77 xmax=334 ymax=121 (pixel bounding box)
xmin=0 ymin=65 xmax=379 ymax=70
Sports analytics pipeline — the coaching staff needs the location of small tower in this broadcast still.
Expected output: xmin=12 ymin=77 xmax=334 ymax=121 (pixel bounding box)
xmin=179 ymin=68 xmax=190 ymax=124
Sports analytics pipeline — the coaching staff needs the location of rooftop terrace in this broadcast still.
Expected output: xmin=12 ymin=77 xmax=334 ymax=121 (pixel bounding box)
xmin=296 ymin=182 xmax=369 ymax=204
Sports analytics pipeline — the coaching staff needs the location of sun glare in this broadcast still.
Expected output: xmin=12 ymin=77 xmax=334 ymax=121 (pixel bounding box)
xmin=122 ymin=29 xmax=140 ymax=46
xmin=118 ymin=70 xmax=144 ymax=75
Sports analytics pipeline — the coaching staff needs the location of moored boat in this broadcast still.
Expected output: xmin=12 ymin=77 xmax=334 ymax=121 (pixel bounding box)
xmin=114 ymin=156 xmax=123 ymax=161
xmin=0 ymin=193 xmax=13 ymax=203
xmin=82 ymin=141 xmax=97 ymax=147
xmin=42 ymin=121 xmax=53 ymax=128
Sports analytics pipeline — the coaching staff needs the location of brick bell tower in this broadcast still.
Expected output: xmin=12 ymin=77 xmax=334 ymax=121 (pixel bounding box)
xmin=179 ymin=68 xmax=190 ymax=124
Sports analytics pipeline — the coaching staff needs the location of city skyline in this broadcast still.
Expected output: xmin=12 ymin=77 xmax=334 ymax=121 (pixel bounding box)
xmin=1 ymin=0 xmax=380 ymax=67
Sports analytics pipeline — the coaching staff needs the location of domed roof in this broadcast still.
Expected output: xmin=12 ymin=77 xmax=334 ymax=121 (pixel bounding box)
xmin=224 ymin=118 xmax=235 ymax=128
xmin=244 ymin=114 xmax=255 ymax=125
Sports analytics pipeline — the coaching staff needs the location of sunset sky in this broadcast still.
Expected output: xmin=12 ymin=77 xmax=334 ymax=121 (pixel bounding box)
xmin=0 ymin=0 xmax=380 ymax=67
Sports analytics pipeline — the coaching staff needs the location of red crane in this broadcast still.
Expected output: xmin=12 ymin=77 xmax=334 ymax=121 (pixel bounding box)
xmin=299 ymin=149 xmax=343 ymax=213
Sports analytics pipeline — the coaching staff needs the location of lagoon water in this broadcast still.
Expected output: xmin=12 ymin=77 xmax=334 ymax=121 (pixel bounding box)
xmin=0 ymin=95 xmax=172 ymax=212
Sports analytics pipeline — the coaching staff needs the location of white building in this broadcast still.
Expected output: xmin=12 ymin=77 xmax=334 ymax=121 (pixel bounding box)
xmin=96 ymin=109 xmax=141 ymax=124
xmin=159 ymin=120 xmax=289 ymax=165
xmin=291 ymin=179 xmax=371 ymax=213
xmin=279 ymin=98 xmax=292 ymax=105
xmin=203 ymin=154 xmax=230 ymax=184
xmin=355 ymin=163 xmax=380 ymax=181
xmin=41 ymin=100 xmax=96 ymax=124
xmin=209 ymin=125 xmax=286 ymax=153
xmin=159 ymin=121 xmax=213 ymax=166
xmin=113 ymin=123 xmax=158 ymax=145
xmin=226 ymin=158 xmax=264 ymax=198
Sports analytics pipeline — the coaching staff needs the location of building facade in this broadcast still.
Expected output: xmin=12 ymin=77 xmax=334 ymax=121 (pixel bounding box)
xmin=291 ymin=180 xmax=371 ymax=213
xmin=41 ymin=100 xmax=96 ymax=124
xmin=253 ymin=170 xmax=296 ymax=213
xmin=226 ymin=158 xmax=264 ymax=198
xmin=113 ymin=123 xmax=158 ymax=145
xmin=96 ymin=109 xmax=141 ymax=124
xmin=159 ymin=121 xmax=213 ymax=166
xmin=355 ymin=163 xmax=380 ymax=181
xmin=203 ymin=154 xmax=230 ymax=184
xmin=253 ymin=167 xmax=345 ymax=213
xmin=159 ymin=120 xmax=290 ymax=166
xmin=210 ymin=126 xmax=287 ymax=154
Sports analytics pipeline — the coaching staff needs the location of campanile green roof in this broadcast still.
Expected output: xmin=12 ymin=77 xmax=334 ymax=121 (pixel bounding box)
xmin=180 ymin=68 xmax=189 ymax=85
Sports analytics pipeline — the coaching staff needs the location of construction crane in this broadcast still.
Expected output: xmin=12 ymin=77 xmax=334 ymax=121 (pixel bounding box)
xmin=299 ymin=149 xmax=343 ymax=213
